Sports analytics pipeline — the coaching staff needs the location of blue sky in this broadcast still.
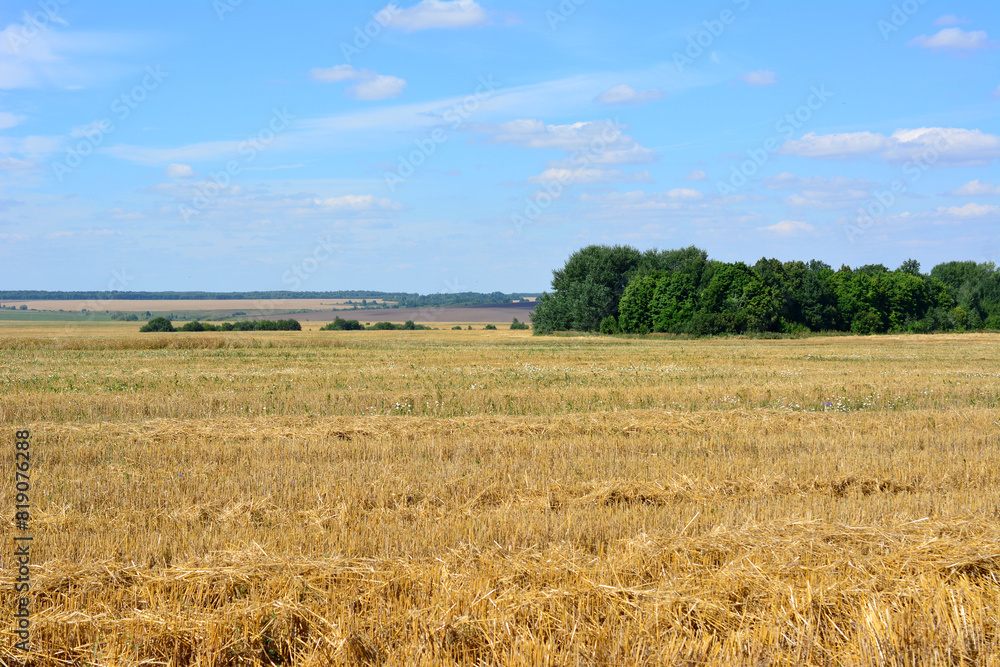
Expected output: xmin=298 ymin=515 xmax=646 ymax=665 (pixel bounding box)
xmin=1 ymin=0 xmax=998 ymax=293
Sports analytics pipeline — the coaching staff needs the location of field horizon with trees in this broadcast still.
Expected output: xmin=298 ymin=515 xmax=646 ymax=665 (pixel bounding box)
xmin=530 ymin=245 xmax=1000 ymax=337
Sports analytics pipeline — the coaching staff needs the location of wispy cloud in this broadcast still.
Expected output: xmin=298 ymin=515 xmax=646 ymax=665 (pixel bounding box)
xmin=741 ymin=70 xmax=776 ymax=86
xmin=314 ymin=194 xmax=402 ymax=211
xmin=528 ymin=168 xmax=651 ymax=185
xmin=102 ymin=69 xmax=728 ymax=166
xmin=0 ymin=111 xmax=24 ymax=129
xmin=165 ymin=163 xmax=195 ymax=179
xmin=934 ymin=14 xmax=969 ymax=26
xmin=758 ymin=220 xmax=814 ymax=236
xmin=594 ymin=84 xmax=663 ymax=105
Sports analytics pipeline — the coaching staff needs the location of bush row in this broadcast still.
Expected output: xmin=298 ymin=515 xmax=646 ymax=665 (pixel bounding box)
xmin=140 ymin=317 xmax=301 ymax=332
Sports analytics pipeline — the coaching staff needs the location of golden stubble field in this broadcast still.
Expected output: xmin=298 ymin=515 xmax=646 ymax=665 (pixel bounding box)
xmin=2 ymin=323 xmax=1000 ymax=665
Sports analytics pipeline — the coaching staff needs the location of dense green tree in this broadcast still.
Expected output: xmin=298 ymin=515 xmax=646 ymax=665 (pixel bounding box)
xmin=140 ymin=316 xmax=175 ymax=332
xmin=617 ymin=271 xmax=662 ymax=334
xmin=533 ymin=245 xmax=645 ymax=332
xmin=542 ymin=245 xmax=1000 ymax=336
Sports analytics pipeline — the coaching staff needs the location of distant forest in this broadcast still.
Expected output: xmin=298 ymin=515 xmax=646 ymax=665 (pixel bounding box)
xmin=0 ymin=290 xmax=539 ymax=308
xmin=531 ymin=245 xmax=1000 ymax=335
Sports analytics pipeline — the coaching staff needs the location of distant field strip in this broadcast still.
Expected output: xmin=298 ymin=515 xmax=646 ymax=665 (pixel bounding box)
xmin=0 ymin=298 xmax=385 ymax=312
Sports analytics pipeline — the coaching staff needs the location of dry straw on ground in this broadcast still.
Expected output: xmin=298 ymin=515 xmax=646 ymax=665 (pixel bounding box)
xmin=1 ymin=325 xmax=999 ymax=664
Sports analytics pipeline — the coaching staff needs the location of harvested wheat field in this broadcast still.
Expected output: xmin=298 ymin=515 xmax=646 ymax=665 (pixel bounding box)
xmin=2 ymin=325 xmax=1000 ymax=665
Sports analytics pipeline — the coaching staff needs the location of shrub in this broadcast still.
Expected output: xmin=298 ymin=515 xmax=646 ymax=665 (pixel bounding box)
xmin=484 ymin=324 xmax=497 ymax=330
xmin=599 ymin=316 xmax=619 ymax=335
xmin=370 ymin=321 xmax=397 ymax=330
xmin=510 ymin=318 xmax=529 ymax=330
xmin=140 ymin=317 xmax=175 ymax=332
xmin=452 ymin=325 xmax=462 ymax=330
xmin=322 ymin=316 xmax=363 ymax=331
xmin=179 ymin=320 xmax=207 ymax=332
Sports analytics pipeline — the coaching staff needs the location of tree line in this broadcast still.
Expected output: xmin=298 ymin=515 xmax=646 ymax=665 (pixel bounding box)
xmin=530 ymin=245 xmax=1000 ymax=335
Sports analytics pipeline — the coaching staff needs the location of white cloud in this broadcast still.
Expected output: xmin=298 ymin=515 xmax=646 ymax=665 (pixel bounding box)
xmin=547 ymin=143 xmax=657 ymax=168
xmin=528 ymin=168 xmax=651 ymax=185
xmin=165 ymin=163 xmax=194 ymax=179
xmin=741 ymin=70 xmax=776 ymax=86
xmin=104 ymin=139 xmax=246 ymax=166
xmin=0 ymin=23 xmax=142 ymax=90
xmin=310 ymin=65 xmax=363 ymax=83
xmin=0 ymin=133 xmax=62 ymax=167
xmin=102 ymin=71 xmax=716 ymax=166
xmin=934 ymin=203 xmax=1000 ymax=218
xmin=480 ymin=118 xmax=657 ymax=184
xmin=475 ymin=119 xmax=656 ymax=165
xmin=666 ymin=188 xmax=703 ymax=201
xmin=908 ymin=28 xmax=996 ymax=51
xmin=311 ymin=65 xmax=406 ymax=101
xmin=884 ymin=127 xmax=1000 ymax=164
xmin=763 ymin=173 xmax=876 ymax=209
xmin=0 ymin=112 xmax=23 ymax=129
xmin=949 ymin=180 xmax=1000 ymax=196
xmin=780 ymin=127 xmax=1000 ymax=165
xmin=685 ymin=169 xmax=707 ymax=181
xmin=69 ymin=120 xmax=110 ymax=138
xmin=0 ymin=156 xmax=36 ymax=170
xmin=313 ymin=194 xmax=402 ymax=211
xmin=348 ymin=74 xmax=407 ymax=101
xmin=594 ymin=84 xmax=663 ymax=105
xmin=764 ymin=172 xmax=877 ymax=190
xmin=779 ymin=131 xmax=891 ymax=159
xmin=758 ymin=220 xmax=814 ymax=236
xmin=382 ymin=0 xmax=489 ymax=32
xmin=476 ymin=118 xmax=619 ymax=151
xmin=934 ymin=14 xmax=969 ymax=26
xmin=577 ymin=190 xmax=712 ymax=213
